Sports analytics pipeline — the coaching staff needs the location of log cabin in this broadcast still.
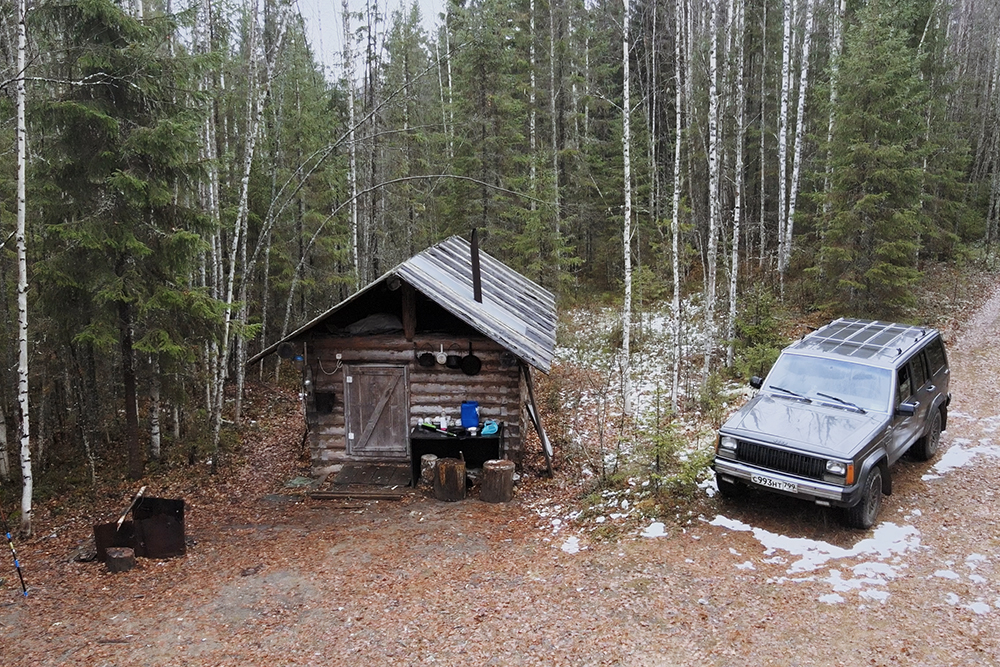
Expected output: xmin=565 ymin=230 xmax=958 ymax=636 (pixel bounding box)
xmin=250 ymin=234 xmax=557 ymax=481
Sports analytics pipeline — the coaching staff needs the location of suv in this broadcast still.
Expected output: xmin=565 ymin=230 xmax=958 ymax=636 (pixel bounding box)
xmin=714 ymin=318 xmax=950 ymax=528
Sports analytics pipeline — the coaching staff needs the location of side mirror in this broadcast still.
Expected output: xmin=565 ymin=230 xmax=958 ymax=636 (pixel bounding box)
xmin=750 ymin=376 xmax=763 ymax=389
xmin=896 ymin=402 xmax=917 ymax=417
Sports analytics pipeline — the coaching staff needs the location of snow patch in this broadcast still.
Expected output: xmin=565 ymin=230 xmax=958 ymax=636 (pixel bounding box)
xmin=641 ymin=522 xmax=667 ymax=538
xmin=561 ymin=536 xmax=581 ymax=554
xmin=923 ymin=439 xmax=1000 ymax=480
xmin=710 ymin=516 xmax=921 ymax=603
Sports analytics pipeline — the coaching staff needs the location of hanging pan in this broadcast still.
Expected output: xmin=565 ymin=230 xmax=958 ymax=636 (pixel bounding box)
xmin=461 ymin=342 xmax=482 ymax=376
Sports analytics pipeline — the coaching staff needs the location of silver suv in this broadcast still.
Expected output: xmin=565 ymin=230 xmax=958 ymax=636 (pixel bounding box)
xmin=714 ymin=318 xmax=951 ymax=528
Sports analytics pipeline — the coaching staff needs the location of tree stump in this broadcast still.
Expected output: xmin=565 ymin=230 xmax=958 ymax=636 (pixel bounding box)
xmin=481 ymin=459 xmax=515 ymax=503
xmin=433 ymin=458 xmax=466 ymax=501
xmin=420 ymin=454 xmax=439 ymax=486
xmin=105 ymin=547 xmax=136 ymax=573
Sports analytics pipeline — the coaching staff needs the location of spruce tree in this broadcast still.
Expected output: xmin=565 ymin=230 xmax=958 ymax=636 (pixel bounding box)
xmin=816 ymin=0 xmax=928 ymax=317
xmin=32 ymin=0 xmax=218 ymax=479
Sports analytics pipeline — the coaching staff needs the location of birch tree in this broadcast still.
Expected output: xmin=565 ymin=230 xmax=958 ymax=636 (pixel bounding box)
xmin=621 ymin=0 xmax=633 ymax=416
xmin=670 ymin=0 xmax=684 ymax=410
xmin=16 ymin=0 xmax=32 ymax=536
xmin=776 ymin=0 xmax=793 ymax=287
xmin=703 ymin=0 xmax=721 ymax=381
xmin=726 ymin=0 xmax=746 ymax=368
xmin=781 ymin=0 xmax=815 ymax=279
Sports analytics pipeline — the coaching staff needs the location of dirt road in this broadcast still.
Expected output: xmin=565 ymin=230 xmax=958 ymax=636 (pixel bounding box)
xmin=4 ymin=286 xmax=1000 ymax=666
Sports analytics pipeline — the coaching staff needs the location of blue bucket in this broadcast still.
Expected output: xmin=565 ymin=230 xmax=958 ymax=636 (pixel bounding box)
xmin=461 ymin=401 xmax=480 ymax=428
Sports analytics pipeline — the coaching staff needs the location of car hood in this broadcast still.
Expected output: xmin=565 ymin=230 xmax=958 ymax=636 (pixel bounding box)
xmin=721 ymin=393 xmax=888 ymax=458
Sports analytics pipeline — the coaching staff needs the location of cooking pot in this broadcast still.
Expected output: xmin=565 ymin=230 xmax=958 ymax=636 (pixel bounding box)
xmin=446 ymin=344 xmax=463 ymax=369
xmin=461 ymin=342 xmax=482 ymax=376
xmin=417 ymin=349 xmax=435 ymax=367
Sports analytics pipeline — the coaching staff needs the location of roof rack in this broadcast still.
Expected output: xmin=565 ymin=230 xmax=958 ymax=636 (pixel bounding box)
xmin=791 ymin=318 xmax=931 ymax=363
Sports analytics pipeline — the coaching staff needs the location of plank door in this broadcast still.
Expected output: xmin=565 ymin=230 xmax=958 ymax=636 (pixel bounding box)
xmin=344 ymin=365 xmax=409 ymax=459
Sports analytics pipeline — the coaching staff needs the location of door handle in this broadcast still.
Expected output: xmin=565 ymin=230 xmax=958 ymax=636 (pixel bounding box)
xmin=925 ymin=385 xmax=935 ymax=392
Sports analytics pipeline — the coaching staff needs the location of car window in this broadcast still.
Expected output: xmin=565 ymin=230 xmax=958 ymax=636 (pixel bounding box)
xmin=763 ymin=353 xmax=892 ymax=412
xmin=911 ymin=353 xmax=928 ymax=389
xmin=925 ymin=338 xmax=947 ymax=374
xmin=897 ymin=365 xmax=912 ymax=403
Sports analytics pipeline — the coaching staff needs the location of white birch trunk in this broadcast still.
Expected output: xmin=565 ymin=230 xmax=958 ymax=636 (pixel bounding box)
xmin=621 ymin=0 xmax=633 ymax=416
xmin=670 ymin=0 xmax=684 ymax=411
xmin=776 ymin=0 xmax=793 ymax=284
xmin=550 ymin=0 xmax=560 ymax=241
xmin=16 ymin=0 xmax=32 ymax=536
xmin=445 ymin=6 xmax=455 ymax=159
xmin=758 ymin=0 xmax=768 ymax=267
xmin=211 ymin=0 xmax=287 ymax=464
xmin=149 ymin=357 xmax=161 ymax=461
xmin=343 ymin=0 xmax=360 ymax=284
xmin=703 ymin=0 xmax=721 ymax=382
xmin=783 ymin=0 xmax=815 ymax=276
xmin=0 ymin=407 xmax=8 ymax=481
xmin=726 ymin=0 xmax=746 ymax=368
xmin=530 ymin=0 xmax=537 ymax=205
xmin=824 ymin=0 xmax=846 ymax=216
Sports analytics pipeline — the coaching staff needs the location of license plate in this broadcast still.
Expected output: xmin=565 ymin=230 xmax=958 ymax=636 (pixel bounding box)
xmin=751 ymin=474 xmax=798 ymax=493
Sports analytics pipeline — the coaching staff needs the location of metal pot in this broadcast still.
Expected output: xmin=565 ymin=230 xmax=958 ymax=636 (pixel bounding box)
xmin=435 ymin=344 xmax=448 ymax=365
xmin=461 ymin=343 xmax=482 ymax=376
xmin=417 ymin=349 xmax=435 ymax=367
xmin=446 ymin=344 xmax=462 ymax=369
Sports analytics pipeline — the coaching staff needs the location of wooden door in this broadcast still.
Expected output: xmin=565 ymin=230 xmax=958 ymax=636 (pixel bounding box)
xmin=344 ymin=365 xmax=409 ymax=459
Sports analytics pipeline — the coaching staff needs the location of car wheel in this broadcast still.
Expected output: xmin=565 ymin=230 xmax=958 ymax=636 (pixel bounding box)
xmin=716 ymin=476 xmax=744 ymax=498
xmin=912 ymin=409 xmax=943 ymax=461
xmin=845 ymin=466 xmax=883 ymax=529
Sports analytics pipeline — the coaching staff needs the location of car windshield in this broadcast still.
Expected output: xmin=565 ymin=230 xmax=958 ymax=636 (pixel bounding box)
xmin=763 ymin=353 xmax=892 ymax=412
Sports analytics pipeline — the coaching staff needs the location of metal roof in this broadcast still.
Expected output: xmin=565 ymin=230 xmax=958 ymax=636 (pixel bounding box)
xmin=788 ymin=318 xmax=937 ymax=366
xmin=250 ymin=236 xmax=558 ymax=373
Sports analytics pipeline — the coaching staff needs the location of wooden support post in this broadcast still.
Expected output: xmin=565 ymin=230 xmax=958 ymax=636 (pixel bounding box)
xmin=105 ymin=547 xmax=136 ymax=573
xmin=433 ymin=457 xmax=466 ymax=501
xmin=481 ymin=459 xmax=515 ymax=503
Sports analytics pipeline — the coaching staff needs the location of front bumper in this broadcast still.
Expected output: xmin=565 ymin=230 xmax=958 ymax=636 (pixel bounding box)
xmin=713 ymin=457 xmax=864 ymax=508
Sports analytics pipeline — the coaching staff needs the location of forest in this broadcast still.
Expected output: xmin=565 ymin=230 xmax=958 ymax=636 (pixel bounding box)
xmin=0 ymin=0 xmax=998 ymax=535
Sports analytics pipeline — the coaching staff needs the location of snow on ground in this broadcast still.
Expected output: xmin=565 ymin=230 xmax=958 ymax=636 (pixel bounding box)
xmin=922 ymin=436 xmax=1000 ymax=480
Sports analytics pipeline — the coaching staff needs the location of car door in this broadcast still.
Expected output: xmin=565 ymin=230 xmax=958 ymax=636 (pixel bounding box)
xmin=890 ymin=355 xmax=932 ymax=462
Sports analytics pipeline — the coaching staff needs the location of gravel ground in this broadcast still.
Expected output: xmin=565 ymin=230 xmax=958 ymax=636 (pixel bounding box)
xmin=3 ymin=284 xmax=1000 ymax=666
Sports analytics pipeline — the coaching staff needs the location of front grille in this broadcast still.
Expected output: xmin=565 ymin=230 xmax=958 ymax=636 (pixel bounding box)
xmin=736 ymin=441 xmax=827 ymax=480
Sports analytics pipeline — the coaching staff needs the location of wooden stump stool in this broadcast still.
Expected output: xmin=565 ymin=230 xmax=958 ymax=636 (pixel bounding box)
xmin=481 ymin=459 xmax=515 ymax=503
xmin=433 ymin=458 xmax=466 ymax=501
xmin=105 ymin=547 xmax=136 ymax=573
xmin=420 ymin=454 xmax=439 ymax=486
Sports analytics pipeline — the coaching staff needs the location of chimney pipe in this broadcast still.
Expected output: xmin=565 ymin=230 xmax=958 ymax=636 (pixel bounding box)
xmin=471 ymin=228 xmax=482 ymax=303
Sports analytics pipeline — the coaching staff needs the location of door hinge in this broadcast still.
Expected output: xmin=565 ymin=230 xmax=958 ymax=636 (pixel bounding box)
xmin=346 ymin=376 xmax=353 ymax=383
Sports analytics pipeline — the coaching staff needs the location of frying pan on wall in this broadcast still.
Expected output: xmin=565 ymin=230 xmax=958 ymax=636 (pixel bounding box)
xmin=461 ymin=342 xmax=482 ymax=376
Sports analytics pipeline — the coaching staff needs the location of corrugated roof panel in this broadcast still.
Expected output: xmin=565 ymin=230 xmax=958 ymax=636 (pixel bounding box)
xmin=396 ymin=236 xmax=557 ymax=372
xmin=248 ymin=236 xmax=558 ymax=373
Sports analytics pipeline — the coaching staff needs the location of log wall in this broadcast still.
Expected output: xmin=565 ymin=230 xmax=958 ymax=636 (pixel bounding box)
xmin=302 ymin=333 xmax=524 ymax=476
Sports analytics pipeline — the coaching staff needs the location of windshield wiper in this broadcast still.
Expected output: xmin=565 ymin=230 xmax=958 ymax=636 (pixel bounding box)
xmin=770 ymin=386 xmax=810 ymax=401
xmin=816 ymin=392 xmax=866 ymax=413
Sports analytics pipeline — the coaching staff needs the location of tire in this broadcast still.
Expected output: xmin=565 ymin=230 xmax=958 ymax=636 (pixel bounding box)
xmin=911 ymin=409 xmax=943 ymax=461
xmin=716 ymin=476 xmax=744 ymax=499
xmin=845 ymin=466 xmax=883 ymax=529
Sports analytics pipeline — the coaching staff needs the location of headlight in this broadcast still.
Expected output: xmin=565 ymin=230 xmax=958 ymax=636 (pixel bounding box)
xmin=825 ymin=460 xmax=855 ymax=484
xmin=825 ymin=460 xmax=847 ymax=476
xmin=717 ymin=436 xmax=738 ymax=457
